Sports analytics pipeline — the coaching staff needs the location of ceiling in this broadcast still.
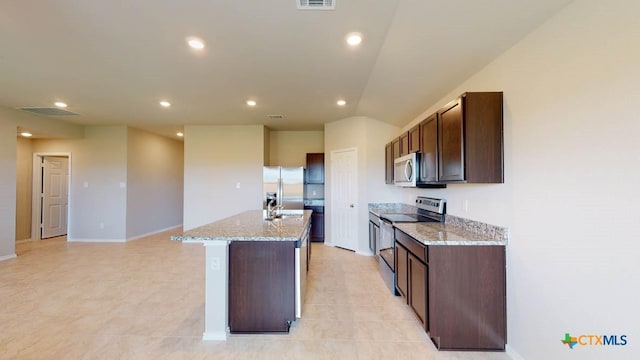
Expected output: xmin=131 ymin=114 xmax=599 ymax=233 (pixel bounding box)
xmin=0 ymin=0 xmax=572 ymax=138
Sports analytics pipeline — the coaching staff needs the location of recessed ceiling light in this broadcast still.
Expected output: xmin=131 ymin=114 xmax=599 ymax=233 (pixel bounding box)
xmin=21 ymin=132 xmax=33 ymax=137
xmin=54 ymin=101 xmax=68 ymax=108
xmin=337 ymin=99 xmax=346 ymax=106
xmin=187 ymin=37 xmax=205 ymax=50
xmin=159 ymin=100 xmax=171 ymax=108
xmin=176 ymin=132 xmax=184 ymax=137
xmin=346 ymin=33 xmax=363 ymax=46
xmin=246 ymin=100 xmax=257 ymax=107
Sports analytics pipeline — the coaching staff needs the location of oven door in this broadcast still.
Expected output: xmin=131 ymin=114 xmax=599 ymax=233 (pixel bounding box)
xmin=379 ymin=219 xmax=395 ymax=271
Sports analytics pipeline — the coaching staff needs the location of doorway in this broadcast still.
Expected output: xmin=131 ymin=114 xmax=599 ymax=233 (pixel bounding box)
xmin=329 ymin=148 xmax=358 ymax=252
xmin=31 ymin=153 xmax=71 ymax=240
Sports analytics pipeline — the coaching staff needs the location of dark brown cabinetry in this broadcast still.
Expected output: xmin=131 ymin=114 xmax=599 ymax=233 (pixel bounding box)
xmin=305 ymin=153 xmax=324 ymax=184
xmin=399 ymin=132 xmax=409 ymax=157
xmin=392 ymin=138 xmax=400 ymax=160
xmin=395 ymin=229 xmax=506 ymax=350
xmin=228 ymin=241 xmax=296 ymax=333
xmin=408 ymin=253 xmax=427 ymax=329
xmin=395 ymin=243 xmax=408 ymax=297
xmin=408 ymin=125 xmax=420 ymax=153
xmin=385 ymin=142 xmax=394 ymax=184
xmin=385 ymin=92 xmax=503 ymax=185
xmin=419 ymin=113 xmax=438 ymax=183
xmin=438 ymin=92 xmax=504 ymax=183
xmin=306 ymin=206 xmax=324 ymax=243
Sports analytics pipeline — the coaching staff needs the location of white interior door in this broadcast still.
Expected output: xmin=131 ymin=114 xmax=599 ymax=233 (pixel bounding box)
xmin=41 ymin=156 xmax=68 ymax=239
xmin=330 ymin=148 xmax=358 ymax=251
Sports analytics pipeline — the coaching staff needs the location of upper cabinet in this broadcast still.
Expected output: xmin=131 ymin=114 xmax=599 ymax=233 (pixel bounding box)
xmin=419 ymin=113 xmax=438 ymax=183
xmin=408 ymin=125 xmax=420 ymax=154
xmin=441 ymin=92 xmax=503 ymax=183
xmin=385 ymin=142 xmax=394 ymax=184
xmin=305 ymin=153 xmax=325 ymax=184
xmin=392 ymin=138 xmax=400 ymax=160
xmin=399 ymin=132 xmax=409 ymax=157
xmin=386 ymin=92 xmax=504 ymax=185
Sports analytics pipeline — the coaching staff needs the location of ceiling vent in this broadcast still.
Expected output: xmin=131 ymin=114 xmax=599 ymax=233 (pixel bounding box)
xmin=267 ymin=114 xmax=284 ymax=119
xmin=297 ymin=0 xmax=335 ymax=10
xmin=19 ymin=107 xmax=79 ymax=116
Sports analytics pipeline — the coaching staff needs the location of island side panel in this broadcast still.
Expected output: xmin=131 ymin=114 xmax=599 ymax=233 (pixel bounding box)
xmin=203 ymin=240 xmax=229 ymax=340
xmin=228 ymin=241 xmax=296 ymax=333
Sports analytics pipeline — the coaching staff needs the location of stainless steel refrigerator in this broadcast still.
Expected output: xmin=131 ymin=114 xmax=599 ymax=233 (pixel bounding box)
xmin=263 ymin=166 xmax=304 ymax=211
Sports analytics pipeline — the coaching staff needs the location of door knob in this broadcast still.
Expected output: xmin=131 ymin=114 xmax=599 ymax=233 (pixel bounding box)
xmin=350 ymin=204 xmax=354 ymax=208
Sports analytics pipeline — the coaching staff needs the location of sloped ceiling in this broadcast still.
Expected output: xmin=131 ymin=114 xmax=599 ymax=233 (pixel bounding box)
xmin=0 ymin=0 xmax=572 ymax=137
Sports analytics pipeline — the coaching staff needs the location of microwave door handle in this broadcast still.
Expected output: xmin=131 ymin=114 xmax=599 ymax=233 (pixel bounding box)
xmin=405 ymin=160 xmax=412 ymax=181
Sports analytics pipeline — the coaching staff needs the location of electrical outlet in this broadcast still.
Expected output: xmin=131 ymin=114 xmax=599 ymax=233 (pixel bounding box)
xmin=99 ymin=223 xmax=105 ymax=229
xmin=211 ymin=257 xmax=220 ymax=270
xmin=236 ymin=182 xmax=241 ymax=189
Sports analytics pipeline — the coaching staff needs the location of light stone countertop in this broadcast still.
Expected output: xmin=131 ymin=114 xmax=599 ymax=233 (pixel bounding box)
xmin=369 ymin=202 xmax=508 ymax=246
xmin=171 ymin=210 xmax=312 ymax=242
xmin=368 ymin=203 xmax=418 ymax=217
xmin=394 ymin=222 xmax=506 ymax=246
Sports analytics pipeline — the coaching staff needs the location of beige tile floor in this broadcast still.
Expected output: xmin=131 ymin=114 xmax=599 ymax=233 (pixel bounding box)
xmin=0 ymin=230 xmax=511 ymax=360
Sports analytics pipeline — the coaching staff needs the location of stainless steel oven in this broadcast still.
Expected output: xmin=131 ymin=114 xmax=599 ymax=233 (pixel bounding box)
xmin=377 ymin=197 xmax=446 ymax=295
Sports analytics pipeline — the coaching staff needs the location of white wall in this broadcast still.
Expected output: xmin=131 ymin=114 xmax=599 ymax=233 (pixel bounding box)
xmin=390 ymin=0 xmax=639 ymax=358
xmin=15 ymin=137 xmax=33 ymax=241
xmin=0 ymin=120 xmax=17 ymax=259
xmin=268 ymin=130 xmax=324 ymax=166
xmin=183 ymin=125 xmax=264 ymax=230
xmin=33 ymin=126 xmax=129 ymax=241
xmin=126 ymin=128 xmax=184 ymax=239
xmin=325 ymin=117 xmax=401 ymax=254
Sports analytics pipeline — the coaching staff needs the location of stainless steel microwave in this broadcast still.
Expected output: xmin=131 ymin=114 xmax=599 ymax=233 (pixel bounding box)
xmin=394 ymin=153 xmax=417 ymax=187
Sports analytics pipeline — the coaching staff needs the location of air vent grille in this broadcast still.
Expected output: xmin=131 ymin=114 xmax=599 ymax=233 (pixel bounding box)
xmin=267 ymin=114 xmax=284 ymax=119
xmin=297 ymin=0 xmax=335 ymax=10
xmin=19 ymin=107 xmax=79 ymax=116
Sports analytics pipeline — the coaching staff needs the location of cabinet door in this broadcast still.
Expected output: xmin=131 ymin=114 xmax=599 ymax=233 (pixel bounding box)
xmin=310 ymin=212 xmax=324 ymax=242
xmin=419 ymin=114 xmax=438 ymax=182
xmin=399 ymin=132 xmax=409 ymax=156
xmin=385 ymin=143 xmax=394 ymax=184
xmin=438 ymin=98 xmax=465 ymax=181
xmin=408 ymin=125 xmax=420 ymax=153
xmin=395 ymin=242 xmax=408 ymax=299
xmin=409 ymin=253 xmax=428 ymax=330
xmin=305 ymin=153 xmax=325 ymax=184
xmin=392 ymin=138 xmax=401 ymax=160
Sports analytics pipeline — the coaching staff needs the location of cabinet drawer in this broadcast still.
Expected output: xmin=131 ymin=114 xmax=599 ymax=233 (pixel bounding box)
xmin=395 ymin=229 xmax=427 ymax=263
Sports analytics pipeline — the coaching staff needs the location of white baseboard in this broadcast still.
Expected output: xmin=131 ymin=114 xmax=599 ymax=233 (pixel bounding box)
xmin=0 ymin=254 xmax=17 ymax=262
xmin=126 ymin=224 xmax=183 ymax=241
xmin=506 ymin=344 xmax=526 ymax=360
xmin=202 ymin=331 xmax=227 ymax=341
xmin=356 ymin=249 xmax=374 ymax=256
xmin=68 ymin=238 xmax=127 ymax=243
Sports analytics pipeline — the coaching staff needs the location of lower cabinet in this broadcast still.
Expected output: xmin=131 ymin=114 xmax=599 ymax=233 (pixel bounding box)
xmin=305 ymin=206 xmax=324 ymax=242
xmin=395 ymin=229 xmax=506 ymax=351
xmin=228 ymin=241 xmax=296 ymax=333
xmin=408 ymin=253 xmax=427 ymax=329
xmin=395 ymin=243 xmax=408 ymax=298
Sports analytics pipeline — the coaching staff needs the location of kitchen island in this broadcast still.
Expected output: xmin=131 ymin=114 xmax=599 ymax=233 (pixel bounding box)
xmin=171 ymin=209 xmax=312 ymax=340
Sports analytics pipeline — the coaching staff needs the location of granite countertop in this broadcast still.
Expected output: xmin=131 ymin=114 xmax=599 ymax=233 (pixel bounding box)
xmin=369 ymin=202 xmax=508 ymax=246
xmin=368 ymin=203 xmax=418 ymax=217
xmin=394 ymin=222 xmax=507 ymax=246
xmin=171 ymin=210 xmax=312 ymax=242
